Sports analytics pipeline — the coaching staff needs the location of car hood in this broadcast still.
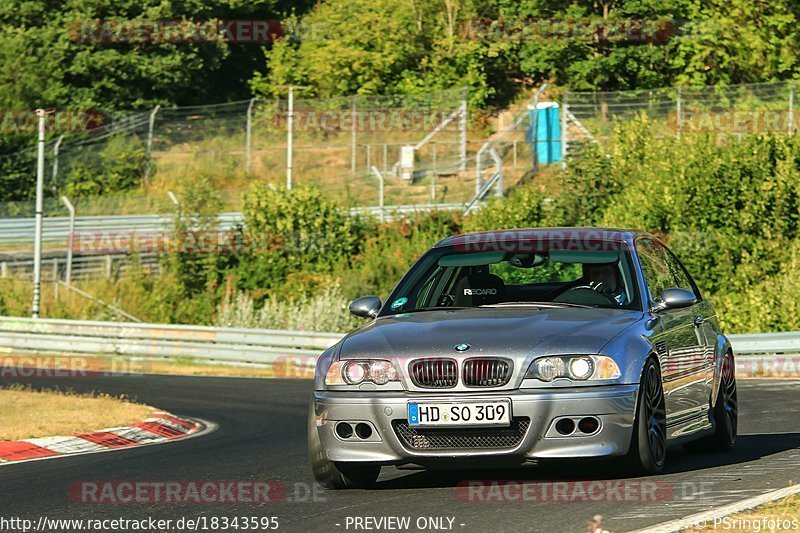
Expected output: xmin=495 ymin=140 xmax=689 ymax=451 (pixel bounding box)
xmin=339 ymin=307 xmax=644 ymax=359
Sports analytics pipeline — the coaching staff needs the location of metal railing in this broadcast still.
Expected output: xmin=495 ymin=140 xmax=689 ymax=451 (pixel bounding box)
xmin=0 ymin=203 xmax=465 ymax=248
xmin=0 ymin=203 xmax=466 ymax=280
xmin=0 ymin=316 xmax=796 ymax=370
xmin=0 ymin=253 xmax=161 ymax=281
xmin=0 ymin=317 xmax=343 ymax=365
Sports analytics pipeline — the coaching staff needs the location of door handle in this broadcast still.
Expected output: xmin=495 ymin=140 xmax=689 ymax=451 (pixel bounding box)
xmin=693 ymin=316 xmax=706 ymax=326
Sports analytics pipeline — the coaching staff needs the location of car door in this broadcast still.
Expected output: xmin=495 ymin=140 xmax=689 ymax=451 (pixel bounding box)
xmin=662 ymin=246 xmax=716 ymax=410
xmin=636 ymin=238 xmax=710 ymax=430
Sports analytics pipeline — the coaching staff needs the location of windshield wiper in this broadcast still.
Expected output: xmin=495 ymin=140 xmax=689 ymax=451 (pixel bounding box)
xmin=480 ymin=301 xmax=594 ymax=309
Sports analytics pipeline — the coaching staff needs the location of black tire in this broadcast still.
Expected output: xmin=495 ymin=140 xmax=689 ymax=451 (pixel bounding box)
xmin=307 ymin=395 xmax=380 ymax=489
xmin=684 ymin=352 xmax=737 ymax=453
xmin=625 ymin=358 xmax=667 ymax=475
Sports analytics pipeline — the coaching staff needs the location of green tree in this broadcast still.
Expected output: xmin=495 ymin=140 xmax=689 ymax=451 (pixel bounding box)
xmin=0 ymin=0 xmax=316 ymax=110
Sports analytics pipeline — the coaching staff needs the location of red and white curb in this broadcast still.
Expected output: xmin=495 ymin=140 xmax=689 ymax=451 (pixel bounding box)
xmin=0 ymin=411 xmax=209 ymax=465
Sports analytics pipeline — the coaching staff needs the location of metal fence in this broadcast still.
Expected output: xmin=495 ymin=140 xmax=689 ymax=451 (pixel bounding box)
xmin=0 ymin=89 xmax=482 ymax=209
xmin=0 ymin=316 xmax=797 ymax=376
xmin=562 ymin=80 xmax=797 ymax=153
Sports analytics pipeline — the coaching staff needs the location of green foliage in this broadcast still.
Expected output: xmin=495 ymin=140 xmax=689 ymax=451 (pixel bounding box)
xmin=255 ymin=0 xmax=800 ymax=107
xmin=461 ymin=186 xmax=545 ymax=232
xmin=62 ymin=136 xmax=147 ymax=197
xmin=337 ymin=210 xmax=461 ymax=300
xmin=0 ymin=134 xmax=35 ymax=202
xmin=541 ymin=121 xmax=800 ymax=332
xmin=0 ymin=0 xmax=315 ymax=110
xmin=251 ymin=0 xmax=517 ymax=108
xmin=163 ymin=175 xmax=226 ymax=296
xmin=216 ymin=281 xmax=361 ymax=332
xmin=236 ymin=184 xmax=359 ymax=292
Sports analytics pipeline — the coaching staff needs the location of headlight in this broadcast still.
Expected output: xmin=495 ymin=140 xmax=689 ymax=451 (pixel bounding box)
xmin=325 ymin=360 xmax=399 ymax=386
xmin=525 ymin=355 xmax=620 ymax=382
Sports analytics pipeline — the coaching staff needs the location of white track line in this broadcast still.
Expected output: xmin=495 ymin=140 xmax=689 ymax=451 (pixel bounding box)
xmin=629 ymin=483 xmax=800 ymax=533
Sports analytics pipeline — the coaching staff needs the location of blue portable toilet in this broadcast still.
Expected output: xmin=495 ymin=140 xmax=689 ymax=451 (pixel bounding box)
xmin=527 ymin=102 xmax=562 ymax=164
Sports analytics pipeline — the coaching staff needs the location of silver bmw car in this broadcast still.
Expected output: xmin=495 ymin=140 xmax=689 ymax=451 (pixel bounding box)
xmin=308 ymin=228 xmax=738 ymax=489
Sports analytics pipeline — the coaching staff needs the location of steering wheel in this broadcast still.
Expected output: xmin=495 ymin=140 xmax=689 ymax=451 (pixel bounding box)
xmin=437 ymin=293 xmax=456 ymax=307
xmin=553 ymin=285 xmax=617 ymax=306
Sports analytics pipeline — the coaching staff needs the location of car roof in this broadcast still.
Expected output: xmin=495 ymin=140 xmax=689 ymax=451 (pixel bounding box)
xmin=434 ymin=227 xmax=655 ymax=249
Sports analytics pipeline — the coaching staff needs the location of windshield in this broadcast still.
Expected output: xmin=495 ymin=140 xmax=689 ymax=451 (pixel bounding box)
xmin=382 ymin=244 xmax=642 ymax=315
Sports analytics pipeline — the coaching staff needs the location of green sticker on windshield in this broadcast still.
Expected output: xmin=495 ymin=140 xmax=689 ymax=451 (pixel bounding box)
xmin=390 ymin=297 xmax=408 ymax=310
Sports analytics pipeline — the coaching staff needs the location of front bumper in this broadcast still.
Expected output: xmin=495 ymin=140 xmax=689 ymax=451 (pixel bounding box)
xmin=312 ymin=384 xmax=639 ymax=465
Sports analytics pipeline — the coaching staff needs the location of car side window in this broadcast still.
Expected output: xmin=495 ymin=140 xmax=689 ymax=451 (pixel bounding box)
xmin=663 ymin=249 xmax=700 ymax=298
xmin=636 ymin=239 xmax=674 ymax=303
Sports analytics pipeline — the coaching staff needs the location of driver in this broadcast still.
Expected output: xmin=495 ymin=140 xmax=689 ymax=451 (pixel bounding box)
xmin=584 ymin=263 xmax=627 ymax=305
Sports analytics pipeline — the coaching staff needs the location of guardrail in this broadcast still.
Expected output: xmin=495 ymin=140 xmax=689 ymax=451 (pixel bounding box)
xmin=0 ymin=317 xmax=344 ymax=365
xmin=0 ymin=203 xmax=465 ymax=248
xmin=0 ymin=317 xmax=797 ymax=374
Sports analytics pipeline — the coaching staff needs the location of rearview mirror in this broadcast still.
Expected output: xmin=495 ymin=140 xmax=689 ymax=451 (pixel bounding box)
xmin=349 ymin=296 xmax=382 ymax=319
xmin=655 ymin=288 xmax=697 ymax=311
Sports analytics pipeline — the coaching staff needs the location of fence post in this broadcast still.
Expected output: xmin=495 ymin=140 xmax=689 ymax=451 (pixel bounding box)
xmin=60 ymin=196 xmax=75 ymax=284
xmin=430 ymin=169 xmax=436 ymax=202
xmin=32 ymin=109 xmax=47 ymax=319
xmin=536 ymin=83 xmax=548 ymax=175
xmin=52 ymin=258 xmax=59 ymax=299
xmin=459 ymin=93 xmax=467 ymax=172
xmin=105 ymin=255 xmax=112 ymax=278
xmin=475 ymin=142 xmax=486 ymax=196
xmin=371 ymin=167 xmax=385 ymax=223
xmin=789 ymin=81 xmax=794 ymax=136
xmin=513 ymin=140 xmax=517 ymax=167
xmin=52 ymin=134 xmax=64 ymax=186
xmin=351 ymin=96 xmax=357 ymax=178
xmin=676 ymin=88 xmax=682 ymax=140
xmin=144 ymin=105 xmax=161 ymax=184
xmin=383 ymin=143 xmax=388 ymax=174
xmin=560 ymin=93 xmax=568 ymax=169
xmin=366 ymin=144 xmax=371 ymax=174
xmin=245 ymin=97 xmax=257 ymax=173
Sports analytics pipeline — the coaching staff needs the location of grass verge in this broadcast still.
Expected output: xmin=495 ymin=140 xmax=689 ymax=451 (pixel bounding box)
xmin=0 ymin=384 xmax=154 ymax=441
xmin=688 ymin=492 xmax=799 ymax=532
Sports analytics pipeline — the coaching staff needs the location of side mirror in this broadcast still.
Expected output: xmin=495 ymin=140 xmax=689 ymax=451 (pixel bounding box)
xmin=349 ymin=296 xmax=382 ymax=319
xmin=654 ymin=288 xmax=697 ymax=311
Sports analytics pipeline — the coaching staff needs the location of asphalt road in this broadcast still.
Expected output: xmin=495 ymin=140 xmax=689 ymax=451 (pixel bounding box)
xmin=0 ymin=374 xmax=798 ymax=533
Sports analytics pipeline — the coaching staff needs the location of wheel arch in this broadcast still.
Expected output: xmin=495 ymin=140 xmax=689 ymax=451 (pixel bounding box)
xmin=711 ymin=334 xmax=734 ymax=407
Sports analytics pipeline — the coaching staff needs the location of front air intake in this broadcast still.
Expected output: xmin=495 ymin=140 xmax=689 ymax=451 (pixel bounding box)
xmin=409 ymin=359 xmax=458 ymax=388
xmin=462 ymin=358 xmax=512 ymax=387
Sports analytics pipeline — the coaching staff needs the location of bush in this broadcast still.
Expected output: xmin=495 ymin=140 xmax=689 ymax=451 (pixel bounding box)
xmin=62 ymin=136 xmax=147 ymax=197
xmin=538 ymin=120 xmax=800 ymax=332
xmin=236 ymin=184 xmax=360 ymax=293
xmin=216 ymin=281 xmax=360 ymax=332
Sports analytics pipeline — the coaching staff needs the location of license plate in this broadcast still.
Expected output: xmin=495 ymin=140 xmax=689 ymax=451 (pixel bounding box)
xmin=408 ymin=399 xmax=511 ymax=427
